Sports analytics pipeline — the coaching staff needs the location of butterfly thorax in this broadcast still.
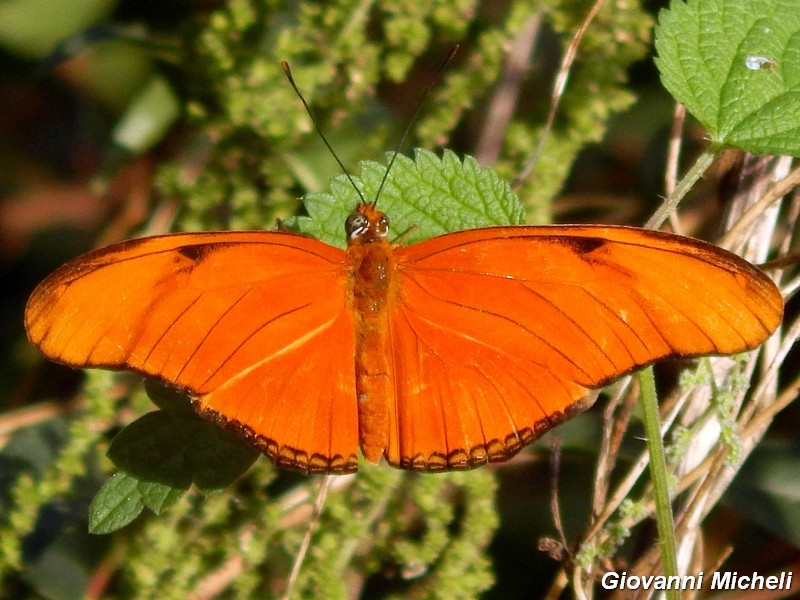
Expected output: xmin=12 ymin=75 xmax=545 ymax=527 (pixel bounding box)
xmin=345 ymin=203 xmax=398 ymax=464
xmin=345 ymin=202 xmax=397 ymax=310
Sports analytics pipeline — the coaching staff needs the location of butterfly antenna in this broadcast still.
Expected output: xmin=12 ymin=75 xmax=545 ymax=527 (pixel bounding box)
xmin=373 ymin=44 xmax=460 ymax=207
xmin=281 ymin=61 xmax=367 ymax=205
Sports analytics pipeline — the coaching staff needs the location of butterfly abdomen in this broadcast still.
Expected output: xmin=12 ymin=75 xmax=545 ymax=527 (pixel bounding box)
xmin=349 ymin=234 xmax=400 ymax=464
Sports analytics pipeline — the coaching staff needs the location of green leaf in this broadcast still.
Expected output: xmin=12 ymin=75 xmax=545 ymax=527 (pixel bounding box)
xmin=139 ymin=481 xmax=186 ymax=516
xmin=655 ymin=0 xmax=800 ymax=155
xmin=288 ymin=148 xmax=525 ymax=248
xmin=88 ymin=472 xmax=145 ymax=534
xmin=143 ymin=380 xmax=196 ymax=416
xmin=88 ymin=473 xmax=187 ymax=534
xmin=107 ymin=409 xmax=258 ymax=492
xmin=107 ymin=411 xmax=195 ymax=489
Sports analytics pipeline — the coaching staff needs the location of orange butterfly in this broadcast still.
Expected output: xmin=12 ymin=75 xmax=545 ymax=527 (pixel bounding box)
xmin=24 ymin=162 xmax=783 ymax=475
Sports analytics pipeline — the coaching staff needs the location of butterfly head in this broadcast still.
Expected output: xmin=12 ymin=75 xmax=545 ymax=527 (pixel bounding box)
xmin=346 ymin=202 xmax=389 ymax=246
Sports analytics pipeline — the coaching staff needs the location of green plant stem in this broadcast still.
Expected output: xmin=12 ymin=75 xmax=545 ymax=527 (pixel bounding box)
xmin=638 ymin=367 xmax=680 ymax=600
xmin=646 ymin=146 xmax=718 ymax=230
xmin=639 ymin=145 xmax=719 ymax=596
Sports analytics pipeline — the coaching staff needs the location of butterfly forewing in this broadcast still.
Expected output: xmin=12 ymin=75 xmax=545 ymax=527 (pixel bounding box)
xmin=382 ymin=225 xmax=782 ymax=470
xmin=25 ymin=231 xmax=360 ymax=474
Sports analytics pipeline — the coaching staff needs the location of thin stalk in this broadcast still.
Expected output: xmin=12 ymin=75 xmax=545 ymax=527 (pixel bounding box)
xmin=638 ymin=367 xmax=680 ymax=600
xmin=646 ymin=146 xmax=718 ymax=230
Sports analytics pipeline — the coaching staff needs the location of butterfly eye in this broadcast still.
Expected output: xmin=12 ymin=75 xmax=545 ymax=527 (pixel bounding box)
xmin=345 ymin=213 xmax=369 ymax=240
xmin=378 ymin=215 xmax=389 ymax=236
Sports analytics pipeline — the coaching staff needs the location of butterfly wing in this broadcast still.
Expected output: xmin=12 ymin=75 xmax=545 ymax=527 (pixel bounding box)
xmin=25 ymin=232 xmax=359 ymax=473
xmin=386 ymin=225 xmax=782 ymax=470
